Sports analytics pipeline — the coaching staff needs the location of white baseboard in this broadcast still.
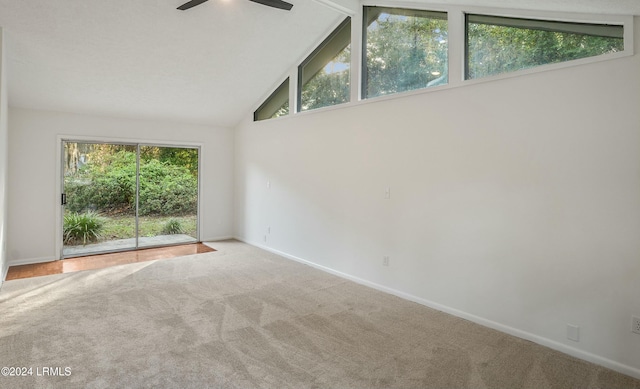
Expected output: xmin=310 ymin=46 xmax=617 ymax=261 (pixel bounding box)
xmin=235 ymin=236 xmax=640 ymax=381
xmin=201 ymin=235 xmax=235 ymax=242
xmin=9 ymin=256 xmax=56 ymax=267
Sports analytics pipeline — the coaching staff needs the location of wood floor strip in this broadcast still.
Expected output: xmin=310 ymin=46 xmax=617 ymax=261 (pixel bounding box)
xmin=6 ymin=243 xmax=215 ymax=281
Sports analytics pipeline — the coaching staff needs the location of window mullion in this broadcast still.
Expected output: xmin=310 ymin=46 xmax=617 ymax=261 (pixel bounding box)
xmin=290 ymin=67 xmax=298 ymax=116
xmin=351 ymin=9 xmax=363 ymax=102
xmin=448 ymin=7 xmax=465 ymax=86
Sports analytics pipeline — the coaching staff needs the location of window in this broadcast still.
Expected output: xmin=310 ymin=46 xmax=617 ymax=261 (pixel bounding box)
xmin=363 ymin=7 xmax=448 ymax=99
xmin=252 ymin=7 xmax=629 ymax=120
xmin=466 ymin=14 xmax=624 ymax=79
xmin=298 ymin=18 xmax=351 ymax=112
xmin=62 ymin=142 xmax=200 ymax=258
xmin=254 ymin=78 xmax=289 ymax=121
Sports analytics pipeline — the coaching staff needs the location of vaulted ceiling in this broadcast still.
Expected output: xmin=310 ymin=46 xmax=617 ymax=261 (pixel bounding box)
xmin=0 ymin=0 xmax=638 ymax=128
xmin=0 ymin=0 xmax=343 ymax=127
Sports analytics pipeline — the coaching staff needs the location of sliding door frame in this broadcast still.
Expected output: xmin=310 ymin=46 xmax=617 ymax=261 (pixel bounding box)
xmin=56 ymin=135 xmax=203 ymax=260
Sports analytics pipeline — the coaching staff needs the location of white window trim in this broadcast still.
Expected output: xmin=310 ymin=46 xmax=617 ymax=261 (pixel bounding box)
xmin=251 ymin=2 xmax=634 ymax=122
xmin=250 ymin=15 xmax=349 ymax=121
xmin=298 ymin=17 xmax=352 ymax=113
xmin=459 ymin=6 xmax=632 ymax=86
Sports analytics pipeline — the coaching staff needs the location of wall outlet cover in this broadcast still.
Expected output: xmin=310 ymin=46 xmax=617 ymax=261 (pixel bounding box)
xmin=567 ymin=324 xmax=580 ymax=342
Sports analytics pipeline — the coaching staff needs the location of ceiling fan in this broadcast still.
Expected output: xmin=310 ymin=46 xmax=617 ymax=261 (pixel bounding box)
xmin=177 ymin=0 xmax=293 ymax=11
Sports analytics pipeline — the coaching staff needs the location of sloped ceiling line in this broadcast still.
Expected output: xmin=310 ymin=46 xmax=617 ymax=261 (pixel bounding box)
xmin=0 ymin=0 xmax=637 ymax=128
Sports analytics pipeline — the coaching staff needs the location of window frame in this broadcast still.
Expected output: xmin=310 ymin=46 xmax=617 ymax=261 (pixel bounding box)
xmin=297 ymin=17 xmax=352 ymax=113
xmin=251 ymin=3 xmax=633 ymax=122
xmin=253 ymin=78 xmax=290 ymax=122
xmin=361 ymin=6 xmax=449 ymax=100
xmin=464 ymin=12 xmax=626 ymax=80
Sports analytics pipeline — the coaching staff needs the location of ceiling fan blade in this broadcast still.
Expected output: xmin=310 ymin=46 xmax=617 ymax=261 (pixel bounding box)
xmin=248 ymin=0 xmax=293 ymax=11
xmin=177 ymin=0 xmax=210 ymax=10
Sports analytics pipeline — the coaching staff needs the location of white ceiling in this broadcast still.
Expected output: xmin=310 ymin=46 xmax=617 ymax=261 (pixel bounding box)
xmin=0 ymin=0 xmax=638 ymax=128
xmin=0 ymin=0 xmax=342 ymax=127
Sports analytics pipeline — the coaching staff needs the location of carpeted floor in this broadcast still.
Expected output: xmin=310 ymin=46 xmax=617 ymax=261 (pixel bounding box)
xmin=1 ymin=240 xmax=639 ymax=389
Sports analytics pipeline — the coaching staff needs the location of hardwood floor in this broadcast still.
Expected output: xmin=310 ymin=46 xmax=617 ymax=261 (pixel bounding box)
xmin=6 ymin=243 xmax=216 ymax=281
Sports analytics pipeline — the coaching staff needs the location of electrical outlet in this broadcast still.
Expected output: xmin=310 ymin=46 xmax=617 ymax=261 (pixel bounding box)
xmin=383 ymin=256 xmax=389 ymax=266
xmin=567 ymin=324 xmax=580 ymax=342
xmin=384 ymin=187 xmax=391 ymax=199
xmin=632 ymin=316 xmax=640 ymax=335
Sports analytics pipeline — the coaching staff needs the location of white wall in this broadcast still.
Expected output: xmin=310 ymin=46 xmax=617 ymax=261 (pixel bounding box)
xmin=234 ymin=17 xmax=640 ymax=378
xmin=8 ymin=107 xmax=234 ymax=264
xmin=0 ymin=29 xmax=9 ymax=283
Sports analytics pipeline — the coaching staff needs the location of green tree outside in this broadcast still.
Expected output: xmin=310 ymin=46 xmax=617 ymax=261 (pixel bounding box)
xmin=467 ymin=19 xmax=624 ymax=79
xmin=65 ymin=149 xmax=198 ymax=217
xmin=364 ymin=9 xmax=449 ymax=98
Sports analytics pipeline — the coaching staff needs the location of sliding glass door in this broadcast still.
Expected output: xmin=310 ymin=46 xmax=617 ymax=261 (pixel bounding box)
xmin=62 ymin=141 xmax=199 ymax=258
xmin=138 ymin=146 xmax=198 ymax=248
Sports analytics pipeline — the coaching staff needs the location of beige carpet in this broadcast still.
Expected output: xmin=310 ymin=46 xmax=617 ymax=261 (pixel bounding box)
xmin=1 ymin=240 xmax=639 ymax=389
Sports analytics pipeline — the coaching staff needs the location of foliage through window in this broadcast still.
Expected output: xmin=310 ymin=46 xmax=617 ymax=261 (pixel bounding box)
xmin=254 ymin=78 xmax=289 ymax=121
xmin=466 ymin=14 xmax=624 ymax=79
xmin=64 ymin=146 xmax=198 ymax=217
xmin=299 ymin=18 xmax=351 ymax=112
xmin=363 ymin=7 xmax=448 ymax=99
xmin=251 ymin=8 xmax=628 ymax=120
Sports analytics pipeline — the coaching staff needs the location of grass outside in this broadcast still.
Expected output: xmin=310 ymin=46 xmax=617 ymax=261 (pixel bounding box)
xmin=100 ymin=215 xmax=197 ymax=241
